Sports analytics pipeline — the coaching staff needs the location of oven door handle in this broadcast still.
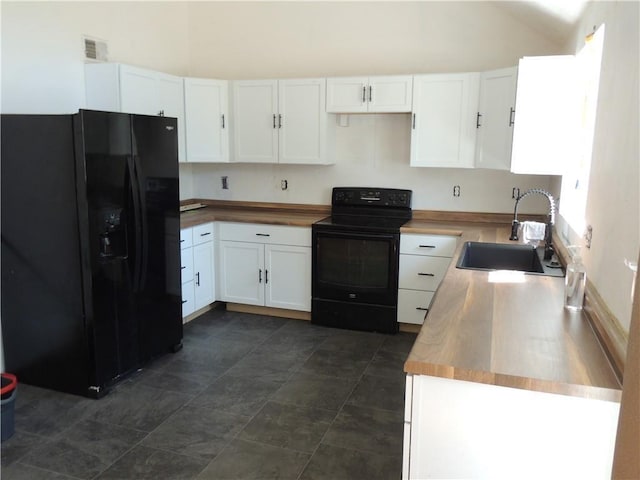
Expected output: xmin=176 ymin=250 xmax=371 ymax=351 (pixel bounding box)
xmin=314 ymin=230 xmax=398 ymax=242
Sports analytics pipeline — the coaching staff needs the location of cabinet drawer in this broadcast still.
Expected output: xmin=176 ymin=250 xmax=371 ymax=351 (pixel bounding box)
xmin=398 ymin=289 xmax=435 ymax=325
xmin=192 ymin=222 xmax=214 ymax=245
xmin=399 ymin=255 xmax=451 ymax=291
xmin=180 ymin=227 xmax=193 ymax=249
xmin=218 ymin=222 xmax=310 ymax=247
xmin=400 ymin=234 xmax=457 ymax=258
xmin=181 ymin=248 xmax=193 ymax=284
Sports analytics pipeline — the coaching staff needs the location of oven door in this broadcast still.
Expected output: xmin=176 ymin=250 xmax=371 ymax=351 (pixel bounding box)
xmin=312 ymin=228 xmax=399 ymax=306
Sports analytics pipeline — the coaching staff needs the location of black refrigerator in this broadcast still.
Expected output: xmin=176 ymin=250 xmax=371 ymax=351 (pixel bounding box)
xmin=1 ymin=110 xmax=183 ymax=398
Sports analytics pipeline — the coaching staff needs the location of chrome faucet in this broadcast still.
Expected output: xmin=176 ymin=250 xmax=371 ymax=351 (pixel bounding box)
xmin=509 ymin=188 xmax=556 ymax=260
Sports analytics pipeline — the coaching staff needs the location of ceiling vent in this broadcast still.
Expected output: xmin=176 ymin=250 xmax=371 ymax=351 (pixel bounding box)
xmin=83 ymin=36 xmax=108 ymax=62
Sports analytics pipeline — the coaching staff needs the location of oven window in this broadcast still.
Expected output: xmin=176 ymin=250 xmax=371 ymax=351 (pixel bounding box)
xmin=317 ymin=236 xmax=390 ymax=289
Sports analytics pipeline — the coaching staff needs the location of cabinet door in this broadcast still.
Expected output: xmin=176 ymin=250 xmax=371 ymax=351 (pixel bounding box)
xmin=510 ymin=55 xmax=578 ymax=175
xmin=119 ymin=65 xmax=158 ymax=116
xmin=184 ymin=78 xmax=229 ymax=163
xmin=475 ymin=67 xmax=517 ymax=171
xmin=410 ymin=73 xmax=479 ymax=168
xmin=265 ymin=244 xmax=311 ymax=312
xmin=233 ymin=80 xmax=278 ymax=163
xmin=181 ymin=280 xmax=195 ymax=318
xmin=193 ymin=241 xmax=215 ymax=310
xmin=368 ymin=75 xmax=413 ymax=113
xmin=218 ymin=241 xmax=264 ymax=306
xmin=157 ymin=73 xmax=187 ymax=163
xmin=326 ymin=77 xmax=369 ymax=113
xmin=278 ymin=79 xmax=327 ymax=165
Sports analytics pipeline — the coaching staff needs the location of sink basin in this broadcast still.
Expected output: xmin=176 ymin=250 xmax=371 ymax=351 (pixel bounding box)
xmin=457 ymin=241 xmax=561 ymax=275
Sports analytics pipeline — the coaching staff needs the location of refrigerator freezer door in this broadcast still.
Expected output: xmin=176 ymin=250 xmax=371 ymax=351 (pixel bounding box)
xmin=75 ymin=110 xmax=139 ymax=388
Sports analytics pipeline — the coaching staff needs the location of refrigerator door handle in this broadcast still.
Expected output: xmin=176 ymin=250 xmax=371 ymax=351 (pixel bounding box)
xmin=132 ymin=154 xmax=149 ymax=291
xmin=127 ymin=156 xmax=143 ymax=292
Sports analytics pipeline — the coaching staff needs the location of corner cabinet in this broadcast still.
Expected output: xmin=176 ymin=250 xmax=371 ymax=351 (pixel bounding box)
xmin=474 ymin=67 xmax=518 ymax=171
xmin=398 ymin=234 xmax=457 ymax=325
xmin=510 ymin=55 xmax=578 ymax=175
xmin=180 ymin=223 xmax=215 ymax=320
xmin=85 ymin=63 xmax=186 ymax=162
xmin=218 ymin=222 xmax=311 ymax=312
xmin=183 ymin=78 xmax=230 ymax=163
xmin=326 ymin=75 xmax=413 ymax=113
xmin=410 ymin=73 xmax=479 ymax=168
xmin=231 ymin=78 xmax=333 ymax=165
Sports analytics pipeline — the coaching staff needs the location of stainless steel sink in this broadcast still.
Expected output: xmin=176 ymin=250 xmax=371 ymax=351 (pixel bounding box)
xmin=456 ymin=242 xmax=564 ymax=277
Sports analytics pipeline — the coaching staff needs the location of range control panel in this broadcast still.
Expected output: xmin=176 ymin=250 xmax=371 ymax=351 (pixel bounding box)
xmin=332 ymin=187 xmax=412 ymax=208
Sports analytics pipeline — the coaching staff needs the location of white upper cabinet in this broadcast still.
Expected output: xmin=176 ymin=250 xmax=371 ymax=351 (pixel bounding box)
xmin=183 ymin=78 xmax=229 ymax=163
xmin=232 ymin=78 xmax=331 ymax=165
xmin=85 ymin=63 xmax=186 ymax=162
xmin=510 ymin=55 xmax=578 ymax=175
xmin=474 ymin=67 xmax=518 ymax=170
xmin=410 ymin=73 xmax=480 ymax=168
xmin=326 ymin=75 xmax=413 ymax=113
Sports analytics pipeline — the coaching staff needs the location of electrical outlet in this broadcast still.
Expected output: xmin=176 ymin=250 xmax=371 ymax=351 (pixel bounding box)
xmin=281 ymin=179 xmax=288 ymax=190
xmin=453 ymin=185 xmax=461 ymax=197
xmin=512 ymin=187 xmax=521 ymax=199
xmin=221 ymin=176 xmax=228 ymax=190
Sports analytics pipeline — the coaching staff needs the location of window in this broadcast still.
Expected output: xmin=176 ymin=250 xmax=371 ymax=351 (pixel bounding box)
xmin=559 ymin=25 xmax=605 ymax=235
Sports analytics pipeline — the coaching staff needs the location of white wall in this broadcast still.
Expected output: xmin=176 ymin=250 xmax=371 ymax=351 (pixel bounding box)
xmin=0 ymin=1 xmax=190 ymax=114
xmin=557 ymin=1 xmax=639 ymax=331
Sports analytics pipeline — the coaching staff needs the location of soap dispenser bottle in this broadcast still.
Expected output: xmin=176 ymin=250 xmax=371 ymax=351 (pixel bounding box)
xmin=565 ymin=246 xmax=586 ymax=311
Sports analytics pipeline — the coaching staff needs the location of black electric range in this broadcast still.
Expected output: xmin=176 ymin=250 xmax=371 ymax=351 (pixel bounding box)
xmin=311 ymin=187 xmax=412 ymax=333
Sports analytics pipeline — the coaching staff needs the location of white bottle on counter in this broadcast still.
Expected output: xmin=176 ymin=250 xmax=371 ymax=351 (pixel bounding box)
xmin=565 ymin=246 xmax=586 ymax=311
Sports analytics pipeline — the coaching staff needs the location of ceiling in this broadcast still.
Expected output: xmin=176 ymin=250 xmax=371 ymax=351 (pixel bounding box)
xmin=495 ymin=0 xmax=589 ymax=46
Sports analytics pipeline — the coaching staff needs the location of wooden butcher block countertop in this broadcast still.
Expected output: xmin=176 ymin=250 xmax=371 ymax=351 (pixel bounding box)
xmin=179 ymin=200 xmax=329 ymax=229
xmin=402 ymin=219 xmax=621 ymax=402
xmin=180 ymin=202 xmax=621 ymax=402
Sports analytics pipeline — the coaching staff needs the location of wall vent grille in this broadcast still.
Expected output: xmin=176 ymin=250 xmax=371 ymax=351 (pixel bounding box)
xmin=83 ymin=36 xmax=108 ymax=62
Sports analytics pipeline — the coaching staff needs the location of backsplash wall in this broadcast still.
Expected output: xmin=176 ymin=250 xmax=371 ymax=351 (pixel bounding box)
xmin=183 ymin=113 xmax=553 ymax=214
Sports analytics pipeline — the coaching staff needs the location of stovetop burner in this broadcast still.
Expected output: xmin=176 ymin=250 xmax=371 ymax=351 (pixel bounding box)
xmin=314 ymin=187 xmax=413 ymax=233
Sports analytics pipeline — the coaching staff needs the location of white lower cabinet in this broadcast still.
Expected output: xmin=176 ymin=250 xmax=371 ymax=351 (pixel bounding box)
xmin=403 ymin=374 xmax=620 ymax=479
xmin=218 ymin=222 xmax=311 ymax=312
xmin=180 ymin=222 xmax=215 ymax=320
xmin=398 ymin=233 xmax=457 ymax=325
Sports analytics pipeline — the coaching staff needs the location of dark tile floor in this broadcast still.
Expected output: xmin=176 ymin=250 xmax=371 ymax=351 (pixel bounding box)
xmin=1 ymin=308 xmax=415 ymax=479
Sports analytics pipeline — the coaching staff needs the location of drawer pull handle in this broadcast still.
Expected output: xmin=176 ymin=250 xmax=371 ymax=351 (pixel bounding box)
xmin=200 ymin=232 xmax=211 ymax=237
xmin=256 ymin=233 xmax=270 ymax=237
xmin=259 ymin=269 xmax=262 ymax=283
xmin=196 ymin=272 xmax=200 ymax=286
xmin=181 ymin=266 xmax=186 ymax=270
xmin=419 ymin=245 xmax=436 ymax=248
xmin=416 ymin=307 xmax=429 ymax=311
xmin=180 ymin=239 xmax=185 ymax=243
xmin=182 ymin=300 xmax=187 ymax=304
xmin=418 ymin=272 xmax=435 ymax=277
